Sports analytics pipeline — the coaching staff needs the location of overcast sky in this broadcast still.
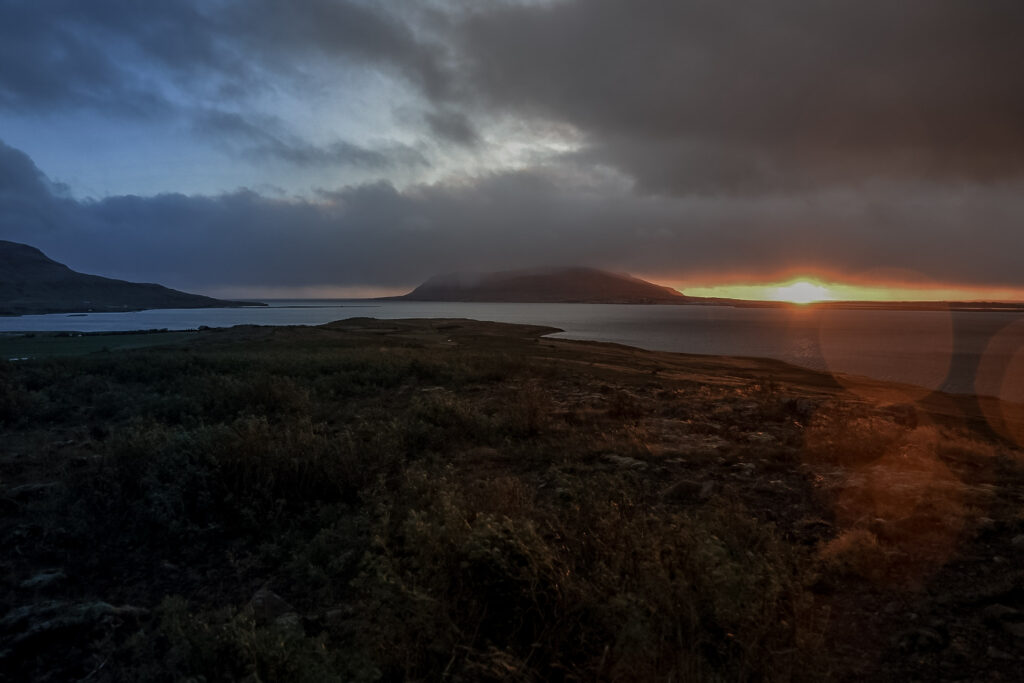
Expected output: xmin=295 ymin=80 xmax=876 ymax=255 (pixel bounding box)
xmin=1 ymin=0 xmax=1022 ymax=296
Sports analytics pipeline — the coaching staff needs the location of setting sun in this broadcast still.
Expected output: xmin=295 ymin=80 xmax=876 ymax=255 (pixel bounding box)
xmin=769 ymin=280 xmax=835 ymax=304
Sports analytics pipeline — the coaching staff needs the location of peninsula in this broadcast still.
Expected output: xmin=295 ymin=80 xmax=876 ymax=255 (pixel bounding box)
xmin=0 ymin=241 xmax=263 ymax=316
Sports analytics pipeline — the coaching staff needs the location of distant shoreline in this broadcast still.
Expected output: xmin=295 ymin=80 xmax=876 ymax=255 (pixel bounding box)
xmin=0 ymin=302 xmax=268 ymax=317
xmin=6 ymin=298 xmax=1024 ymax=317
xmin=375 ymin=295 xmax=1024 ymax=313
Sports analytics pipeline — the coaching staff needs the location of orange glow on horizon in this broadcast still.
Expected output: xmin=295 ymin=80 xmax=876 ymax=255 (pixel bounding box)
xmin=670 ymin=275 xmax=1024 ymax=304
xmin=767 ymin=280 xmax=835 ymax=304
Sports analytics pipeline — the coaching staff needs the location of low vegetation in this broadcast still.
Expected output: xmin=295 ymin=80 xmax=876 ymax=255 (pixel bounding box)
xmin=1 ymin=319 xmax=1023 ymax=681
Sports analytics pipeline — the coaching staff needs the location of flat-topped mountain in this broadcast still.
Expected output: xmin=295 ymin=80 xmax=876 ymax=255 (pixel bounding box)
xmin=401 ymin=266 xmax=688 ymax=304
xmin=0 ymin=240 xmax=261 ymax=316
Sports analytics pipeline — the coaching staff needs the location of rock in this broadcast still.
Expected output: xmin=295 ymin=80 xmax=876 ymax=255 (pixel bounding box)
xmin=746 ymin=432 xmax=775 ymax=445
xmin=249 ymin=589 xmax=294 ymax=625
xmin=699 ymin=481 xmax=716 ymax=500
xmin=19 ymin=569 xmax=66 ymax=589
xmin=1011 ymin=534 xmax=1024 ymax=548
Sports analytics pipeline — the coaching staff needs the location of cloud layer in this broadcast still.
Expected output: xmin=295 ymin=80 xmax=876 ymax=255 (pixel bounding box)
xmin=1 ymin=2 xmax=1023 ymax=293
xmin=3 ymin=140 xmax=1023 ymax=294
xmin=457 ymin=0 xmax=1024 ymax=192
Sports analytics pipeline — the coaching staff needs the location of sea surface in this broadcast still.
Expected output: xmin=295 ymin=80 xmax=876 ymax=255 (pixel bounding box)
xmin=2 ymin=300 xmax=1023 ymax=399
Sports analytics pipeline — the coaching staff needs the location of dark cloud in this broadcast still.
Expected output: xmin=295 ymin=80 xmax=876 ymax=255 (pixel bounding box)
xmin=223 ymin=0 xmax=452 ymax=100
xmin=0 ymin=0 xmax=452 ymax=169
xmin=193 ymin=110 xmax=429 ymax=169
xmin=7 ymin=2 xmax=1022 ymax=191
xmin=424 ymin=109 xmax=479 ymax=146
xmin=0 ymin=1 xmax=448 ymax=112
xmin=2 ymin=141 xmax=1023 ymax=292
xmin=0 ymin=142 xmax=75 ymax=235
xmin=455 ymin=0 xmax=1024 ymax=192
xmin=0 ymin=1 xmax=175 ymax=116
xmin=0 ymin=144 xmax=54 ymax=199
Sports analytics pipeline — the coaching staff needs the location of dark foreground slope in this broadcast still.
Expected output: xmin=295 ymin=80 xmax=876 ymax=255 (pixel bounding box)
xmin=0 ymin=240 xmax=260 ymax=315
xmin=1 ymin=319 xmax=1023 ymax=681
xmin=402 ymin=266 xmax=688 ymax=303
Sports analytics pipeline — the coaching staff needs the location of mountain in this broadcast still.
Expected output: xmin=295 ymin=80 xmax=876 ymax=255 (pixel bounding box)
xmin=401 ymin=266 xmax=688 ymax=303
xmin=0 ymin=240 xmax=261 ymax=316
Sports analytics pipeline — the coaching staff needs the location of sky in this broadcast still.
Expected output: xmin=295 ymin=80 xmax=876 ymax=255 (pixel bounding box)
xmin=1 ymin=0 xmax=1023 ymax=300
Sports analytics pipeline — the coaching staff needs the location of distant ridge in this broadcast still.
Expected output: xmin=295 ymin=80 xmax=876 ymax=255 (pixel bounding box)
xmin=401 ymin=266 xmax=688 ymax=304
xmin=0 ymin=240 xmax=262 ymax=316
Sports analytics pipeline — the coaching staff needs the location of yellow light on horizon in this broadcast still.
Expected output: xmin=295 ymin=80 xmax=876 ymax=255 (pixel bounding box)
xmin=768 ymin=280 xmax=835 ymax=304
xmin=676 ymin=277 xmax=1024 ymax=304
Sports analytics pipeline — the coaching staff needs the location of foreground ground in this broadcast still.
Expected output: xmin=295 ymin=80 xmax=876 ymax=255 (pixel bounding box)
xmin=2 ymin=318 xmax=1024 ymax=681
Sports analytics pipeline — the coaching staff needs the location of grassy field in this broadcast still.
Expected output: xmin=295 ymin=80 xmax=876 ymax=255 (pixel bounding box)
xmin=0 ymin=330 xmax=199 ymax=359
xmin=1 ymin=318 xmax=1023 ymax=681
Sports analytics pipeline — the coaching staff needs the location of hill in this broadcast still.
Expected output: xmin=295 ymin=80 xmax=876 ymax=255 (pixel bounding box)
xmin=401 ymin=266 xmax=688 ymax=303
xmin=0 ymin=240 xmax=261 ymax=315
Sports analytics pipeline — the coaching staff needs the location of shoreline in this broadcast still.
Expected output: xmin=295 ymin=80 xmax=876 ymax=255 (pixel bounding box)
xmin=2 ymin=318 xmax=1022 ymax=408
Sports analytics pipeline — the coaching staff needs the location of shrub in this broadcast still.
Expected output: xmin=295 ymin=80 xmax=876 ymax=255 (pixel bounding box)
xmin=350 ymin=468 xmax=822 ymax=681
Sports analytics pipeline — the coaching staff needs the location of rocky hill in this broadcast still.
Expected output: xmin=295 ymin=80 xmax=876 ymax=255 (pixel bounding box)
xmin=401 ymin=266 xmax=687 ymax=303
xmin=0 ymin=240 xmax=260 ymax=315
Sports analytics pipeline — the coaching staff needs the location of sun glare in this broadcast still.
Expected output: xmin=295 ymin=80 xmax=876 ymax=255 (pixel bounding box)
xmin=679 ymin=278 xmax=1024 ymax=304
xmin=769 ymin=280 xmax=834 ymax=304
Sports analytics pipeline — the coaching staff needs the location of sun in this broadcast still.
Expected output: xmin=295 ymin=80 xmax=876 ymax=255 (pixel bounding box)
xmin=770 ymin=280 xmax=835 ymax=304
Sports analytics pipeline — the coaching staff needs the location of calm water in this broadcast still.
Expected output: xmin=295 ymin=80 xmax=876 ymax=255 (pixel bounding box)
xmin=2 ymin=301 xmax=1023 ymax=398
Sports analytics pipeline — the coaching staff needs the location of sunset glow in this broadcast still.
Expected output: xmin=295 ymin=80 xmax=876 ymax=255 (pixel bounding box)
xmin=679 ymin=278 xmax=1024 ymax=304
xmin=768 ymin=280 xmax=835 ymax=304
